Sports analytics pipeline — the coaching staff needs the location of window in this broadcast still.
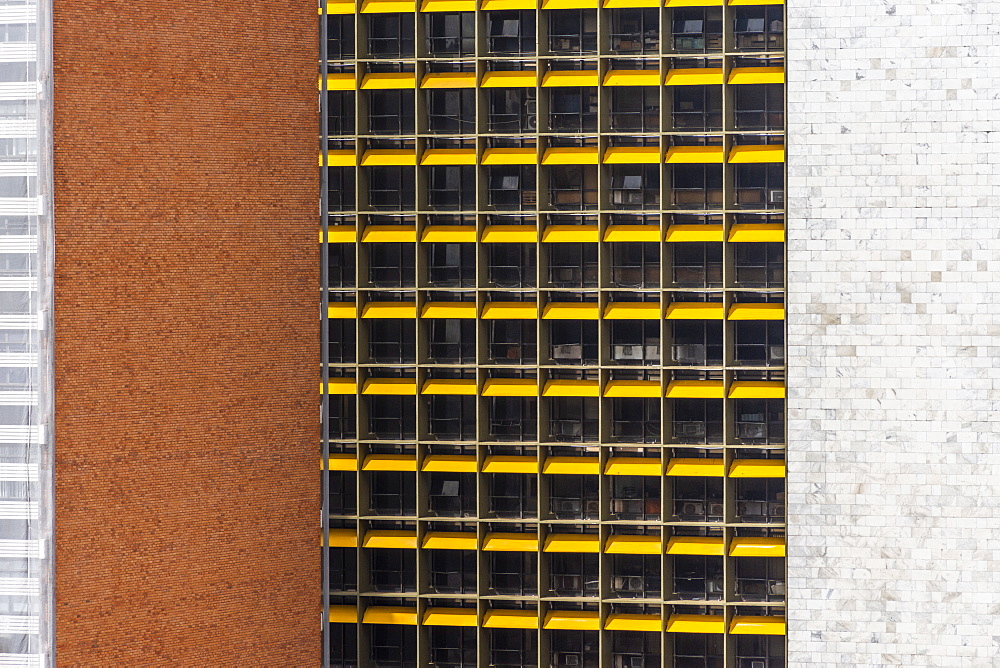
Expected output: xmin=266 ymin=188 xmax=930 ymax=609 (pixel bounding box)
xmin=549 ymin=629 xmax=599 ymax=667
xmin=368 ymin=243 xmax=415 ymax=287
xmin=427 ymin=319 xmax=476 ymax=364
xmin=735 ymin=163 xmax=783 ymax=209
xmin=609 ymin=8 xmax=659 ymax=54
xmin=326 ymin=15 xmax=355 ymax=59
xmin=673 ymin=555 xmax=724 ymax=600
xmin=736 ymin=478 xmax=784 ymax=523
xmin=548 ymin=10 xmax=597 ymax=55
xmin=488 ymin=166 xmax=536 ymax=210
xmin=735 ymin=83 xmax=784 ymax=131
xmin=674 ymin=632 xmax=724 ymax=667
xmin=736 ymin=557 xmax=785 ymax=602
xmin=673 ymin=476 xmax=723 ymax=522
xmin=427 ymin=89 xmax=476 ymax=135
xmin=549 ymin=552 xmax=599 ymax=596
xmin=671 ymin=321 xmax=723 ymax=366
xmin=429 ymin=626 xmax=477 ymax=667
xmin=549 ymin=320 xmax=598 ymax=365
xmin=611 ymin=554 xmax=660 ymax=598
xmin=328 ymin=471 xmax=357 ymax=515
xmin=611 ymin=476 xmax=662 ymax=524
xmin=367 ymin=395 xmax=417 ymax=440
xmin=367 ymin=319 xmax=416 ymax=363
xmin=489 ymin=473 xmax=537 ymax=516
xmin=328 ymin=547 xmax=357 ymax=592
xmin=735 ymin=633 xmax=785 ymax=667
xmin=329 ymin=622 xmax=358 ymax=667
xmin=368 ymin=166 xmax=416 ymax=210
xmin=487 ymin=11 xmax=535 ymax=55
xmin=547 ymin=165 xmax=598 ymax=210
xmin=489 ymin=629 xmax=538 ymax=668
xmin=327 ymin=168 xmax=356 ymax=211
xmin=488 ymin=244 xmax=536 ymax=287
xmin=327 ymin=243 xmax=356 ymax=288
xmin=611 ymin=398 xmax=661 ymax=443
xmin=326 ymin=91 xmax=355 ymax=135
xmin=672 ymin=86 xmax=723 ymax=131
xmin=610 ymin=87 xmax=660 ymax=132
xmin=368 ymin=90 xmax=415 ymax=135
xmin=611 ymin=631 xmax=660 ymax=668
xmin=328 ymin=395 xmax=357 ymax=439
xmin=427 ymin=395 xmax=476 ymax=441
xmin=547 ymin=243 xmax=598 ymax=287
xmin=426 ymin=12 xmax=475 ymax=56
xmin=610 ymin=166 xmax=659 ymax=209
xmin=671 ymin=8 xmax=723 ymax=52
xmin=671 ymin=165 xmax=723 ymax=209
xmin=610 ymin=321 xmax=660 ymax=365
xmin=735 ymin=398 xmax=784 ymax=444
xmin=370 ymin=624 xmax=417 ymax=667
xmin=488 ymin=89 xmax=537 ymax=133
xmin=734 ymin=321 xmax=784 ymax=366
xmin=734 ymin=6 xmax=784 ymax=51
xmin=427 ymin=243 xmax=475 ymax=287
xmin=672 ymin=243 xmax=722 ymax=286
xmin=549 ymin=88 xmax=598 ymax=132
xmin=490 ymin=552 xmax=538 ymax=595
xmin=369 ymin=549 xmax=417 ymax=592
xmin=611 ymin=242 xmax=660 ymax=288
xmin=549 ymin=474 xmax=599 ymax=518
xmin=428 ymin=472 xmax=476 ymax=516
xmin=489 ymin=321 xmax=537 ymax=364
xmin=427 ymin=165 xmax=475 ymax=210
xmin=366 ymin=13 xmax=415 ymax=57
xmin=369 ymin=471 xmax=417 ymax=515
xmin=735 ymin=242 xmax=783 ymax=287
xmin=429 ymin=550 xmax=477 ymax=594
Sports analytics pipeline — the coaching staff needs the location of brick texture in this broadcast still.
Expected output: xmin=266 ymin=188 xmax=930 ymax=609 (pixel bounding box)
xmin=52 ymin=2 xmax=319 ymax=664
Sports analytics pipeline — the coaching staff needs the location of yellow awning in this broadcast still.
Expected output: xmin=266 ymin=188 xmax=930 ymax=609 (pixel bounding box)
xmin=325 ymin=225 xmax=356 ymax=242
xmin=730 ymin=616 xmax=786 ymax=635
xmin=420 ymin=302 xmax=477 ymax=319
xmin=325 ymin=453 xmax=357 ymax=471
xmin=543 ymin=611 xmax=600 ymax=631
xmin=362 ymin=530 xmax=417 ymax=549
xmin=362 ymin=378 xmax=417 ymax=395
xmin=360 ymin=72 xmax=416 ymax=89
xmin=363 ymin=607 xmax=418 ymax=625
xmin=603 ymin=380 xmax=661 ymax=398
xmin=361 ymin=454 xmax=418 ymax=472
xmin=728 ymin=303 xmax=784 ymax=320
xmin=323 ymin=1 xmax=356 ymax=15
xmin=666 ymin=536 xmax=725 ymax=556
xmin=483 ymin=609 xmax=538 ymax=629
xmin=729 ymin=537 xmax=786 ymax=557
xmin=541 ymin=0 xmax=597 ymax=7
xmin=603 ymin=70 xmax=660 ymax=87
xmin=541 ymin=225 xmax=600 ymax=243
xmin=483 ymin=456 xmax=537 ymax=474
xmin=729 ymin=459 xmax=785 ymax=478
xmin=728 ymin=67 xmax=784 ymax=85
xmin=665 ymin=146 xmax=724 ymax=164
xmin=603 ymin=146 xmax=660 ymax=164
xmin=664 ymin=68 xmax=723 ymax=86
xmin=421 ymin=454 xmax=477 ymax=472
xmin=603 ymin=303 xmax=660 ymax=319
xmin=605 ymin=614 xmax=661 ymax=632
xmin=665 ymin=303 xmax=724 ymax=320
xmin=481 ymin=71 xmax=537 ymax=88
xmin=481 ymin=225 xmax=537 ymax=243
xmin=420 ymin=148 xmax=477 ymax=165
xmin=329 ymin=605 xmax=357 ymax=623
xmin=728 ymin=223 xmax=784 ymax=243
xmin=541 ymin=379 xmax=600 ymax=397
xmin=422 ymin=531 xmax=478 ymax=550
xmin=665 ymin=380 xmax=725 ymax=399
xmin=542 ymin=302 xmax=600 ymax=319
xmin=729 ymin=145 xmax=785 ymax=163
xmin=483 ymin=533 xmax=538 ymax=552
xmin=420 ymin=378 xmax=477 ymax=395
xmin=542 ymin=456 xmax=600 ymax=475
xmin=728 ymin=380 xmax=785 ymax=399
xmin=482 ymin=147 xmax=537 ymax=164
xmin=325 ymin=378 xmax=357 ymax=395
xmin=327 ymin=529 xmax=358 ymax=548
xmin=360 ymin=225 xmax=417 ymax=242
xmin=482 ymin=378 xmax=536 ymax=397
xmin=419 ymin=72 xmax=477 ymax=88
xmin=324 ymin=150 xmax=356 ymax=168
xmin=603 ymin=225 xmax=660 ymax=242
xmin=544 ymin=534 xmax=601 ymax=553
xmin=421 ymin=225 xmax=477 ymax=243
xmin=666 ymin=457 xmax=725 ymax=477
xmin=605 ymin=535 xmax=661 ymax=554
xmin=541 ymin=146 xmax=599 ymax=165
xmin=360 ymin=149 xmax=416 ymax=166
xmin=360 ymin=0 xmax=416 ymax=11
xmin=665 ymin=224 xmax=724 ymax=242
xmin=421 ymin=0 xmax=477 ymax=9
xmin=423 ymin=608 xmax=478 ymax=627
xmin=604 ymin=456 xmax=661 ymax=476
xmin=666 ymin=614 xmax=725 ymax=634
xmin=324 ymin=73 xmax=356 ymax=91
xmin=542 ymin=70 xmax=599 ymax=87
xmin=481 ymin=302 xmax=538 ymax=320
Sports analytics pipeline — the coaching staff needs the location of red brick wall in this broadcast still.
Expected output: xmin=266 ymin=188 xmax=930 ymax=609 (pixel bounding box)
xmin=52 ymin=2 xmax=319 ymax=663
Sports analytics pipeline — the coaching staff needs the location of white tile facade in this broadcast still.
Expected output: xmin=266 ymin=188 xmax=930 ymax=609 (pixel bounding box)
xmin=786 ymin=1 xmax=1000 ymax=665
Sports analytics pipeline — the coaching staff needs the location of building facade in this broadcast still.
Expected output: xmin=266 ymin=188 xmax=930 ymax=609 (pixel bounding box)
xmin=321 ymin=1 xmax=787 ymax=665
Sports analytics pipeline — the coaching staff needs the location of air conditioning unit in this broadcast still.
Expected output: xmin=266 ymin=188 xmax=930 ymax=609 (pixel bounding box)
xmin=612 ymin=190 xmax=644 ymax=205
xmin=770 ymin=581 xmax=786 ymax=595
xmin=525 ymin=99 xmax=537 ymax=115
xmin=557 ymin=499 xmax=582 ymax=513
xmin=771 ymin=503 xmax=786 ymax=518
xmin=525 ymin=114 xmax=537 ymax=130
xmin=751 ymin=661 xmax=766 ymax=668
xmin=613 ymin=344 xmax=644 ymax=360
xmin=560 ymin=654 xmax=581 ymax=666
xmin=709 ymin=503 xmax=724 ymax=517
xmin=552 ymin=344 xmax=583 ymax=359
xmin=553 ymin=574 xmax=581 ymax=591
xmin=675 ymin=422 xmax=706 ymax=437
xmin=553 ymin=422 xmax=583 ymax=437
xmin=769 ymin=345 xmax=785 ymax=362
xmin=768 ymin=189 xmax=784 ymax=204
xmin=673 ymin=344 xmax=704 ymax=363
xmin=738 ymin=423 xmax=767 ymax=439
xmin=680 ymin=502 xmax=704 ymax=517
xmin=739 ymin=501 xmax=766 ymax=516
xmin=630 ymin=657 xmax=645 ymax=668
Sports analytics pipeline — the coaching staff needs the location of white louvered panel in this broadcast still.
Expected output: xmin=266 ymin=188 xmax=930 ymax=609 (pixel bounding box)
xmin=0 ymin=616 xmax=37 ymax=635
xmin=0 ymin=8 xmax=35 ymax=26
xmin=0 ymin=316 xmax=38 ymax=331
xmin=0 ymin=655 xmax=40 ymax=668
xmin=0 ymin=163 xmax=35 ymax=178
xmin=0 ymin=236 xmax=35 ymax=253
xmin=0 ymin=464 xmax=36 ymax=482
xmin=0 ymin=279 xmax=35 ymax=292
xmin=0 ymin=579 xmax=37 ymax=597
xmin=0 ymin=197 xmax=36 ymax=215
xmin=0 ymin=354 xmax=38 ymax=368
xmin=0 ymin=392 xmax=36 ymax=406
xmin=0 ymin=44 xmax=35 ymax=64
xmin=0 ymin=502 xmax=37 ymax=520
xmin=0 ymin=541 xmax=41 ymax=559
xmin=0 ymin=426 xmax=41 ymax=444
xmin=0 ymin=121 xmax=35 ymax=139
xmin=0 ymin=83 xmax=35 ymax=102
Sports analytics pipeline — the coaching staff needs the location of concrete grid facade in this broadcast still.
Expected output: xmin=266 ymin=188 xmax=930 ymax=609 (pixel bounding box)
xmin=786 ymin=0 xmax=1000 ymax=665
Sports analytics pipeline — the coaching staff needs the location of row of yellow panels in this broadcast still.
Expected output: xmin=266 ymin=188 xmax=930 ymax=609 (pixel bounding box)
xmin=326 ymin=454 xmax=783 ymax=476
xmin=322 ymin=145 xmax=783 ymax=168
xmin=324 ymin=0 xmax=781 ymax=15
xmin=325 ymin=68 xmax=783 ymax=91
xmin=324 ymin=223 xmax=785 ymax=244
xmin=323 ymin=377 xmax=784 ymax=399
xmin=328 ymin=301 xmax=784 ymax=320
xmin=326 ymin=530 xmax=783 ymax=556
xmin=331 ymin=606 xmax=785 ymax=635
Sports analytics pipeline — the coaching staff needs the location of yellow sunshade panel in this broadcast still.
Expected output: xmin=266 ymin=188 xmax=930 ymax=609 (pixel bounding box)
xmin=324 ymin=1 xmax=357 ymax=14
xmin=603 ymin=70 xmax=660 ymax=87
xmin=360 ymin=0 xmax=416 ymax=11
xmin=665 ymin=380 xmax=725 ymax=399
xmin=421 ymin=379 xmax=477 ymax=395
xmin=605 ymin=614 xmax=661 ymax=632
xmin=360 ymin=225 xmax=417 ymax=242
xmin=325 ymin=73 xmax=356 ymax=90
xmin=542 ymin=70 xmax=599 ymax=87
xmin=420 ymin=302 xmax=478 ymax=319
xmin=326 ymin=225 xmax=356 ymax=242
xmin=360 ymin=149 xmax=416 ymax=167
xmin=422 ymin=531 xmax=478 ymax=550
xmin=481 ymin=71 xmax=537 ymax=88
xmin=419 ymin=72 xmax=477 ymax=88
xmin=541 ymin=0 xmax=597 ymax=7
xmin=423 ymin=608 xmax=478 ymax=627
xmin=729 ymin=145 xmax=785 ymax=163
xmin=421 ymin=454 xmax=478 ymax=472
xmin=667 ymin=536 xmax=725 ymax=556
xmin=603 ymin=0 xmax=659 ymax=7
xmin=665 ymin=224 xmax=724 ymax=243
xmin=543 ymin=611 xmax=600 ymax=631
xmin=542 ymin=302 xmax=600 ymax=319
xmin=361 ymin=302 xmax=417 ymax=318
xmin=327 ymin=529 xmax=358 ymax=548
xmin=730 ymin=537 xmax=786 ymax=558
xmin=324 ymin=150 xmax=356 ymax=167
xmin=361 ymin=454 xmax=418 ymax=472
xmin=667 ymin=614 xmax=725 ymax=634
xmin=481 ymin=147 xmax=537 ymax=164
xmin=605 ymin=535 xmax=661 ymax=554
xmin=360 ymin=72 xmax=417 ymax=89
xmin=363 ymin=378 xmax=417 ymax=395
xmin=327 ymin=303 xmax=357 ymax=319
xmin=484 ymin=609 xmax=538 ymax=629
xmin=664 ymin=68 xmax=723 ymax=86
xmin=603 ymin=146 xmax=660 ymax=165
xmin=363 ymin=607 xmax=418 ymax=625
xmin=541 ymin=225 xmax=600 ymax=242
xmin=728 ymin=223 xmax=785 ymax=242
xmin=481 ymin=302 xmax=538 ymax=320
xmin=325 ymin=453 xmax=357 ymax=471
xmin=667 ymin=457 xmax=725 ymax=477
xmin=483 ymin=456 xmax=537 ymax=473
xmin=483 ymin=532 xmax=538 ymax=551
xmin=728 ymin=303 xmax=785 ymax=320
xmin=481 ymin=225 xmax=537 ymax=243
xmin=544 ymin=534 xmax=601 ymax=553
xmin=604 ymin=456 xmax=662 ymax=476
xmin=482 ymin=378 xmax=537 ymax=396
xmin=542 ymin=379 xmax=600 ymax=397
xmin=420 ymin=148 xmax=477 ymax=165
xmin=728 ymin=380 xmax=785 ymax=399
xmin=729 ymin=459 xmax=786 ymax=478
xmin=665 ymin=302 xmax=724 ymax=320
xmin=603 ymin=303 xmax=660 ymax=320
xmin=604 ymin=380 xmax=661 ymax=398
xmin=667 ymin=0 xmax=719 ymax=4
xmin=665 ymin=146 xmax=724 ymax=164
xmin=326 ymin=378 xmax=357 ymax=395
xmin=542 ymin=456 xmax=600 ymax=475
xmin=363 ymin=530 xmax=418 ymax=549
xmin=728 ymin=67 xmax=784 ymax=85
xmin=730 ymin=616 xmax=786 ymax=635
xmin=421 ymin=225 xmax=477 ymax=243
xmin=421 ymin=0 xmax=476 ymax=8
xmin=603 ymin=224 xmax=660 ymax=242
xmin=328 ymin=605 xmax=357 ymax=623
xmin=729 ymin=0 xmax=782 ymax=4
xmin=541 ymin=146 xmax=599 ymax=165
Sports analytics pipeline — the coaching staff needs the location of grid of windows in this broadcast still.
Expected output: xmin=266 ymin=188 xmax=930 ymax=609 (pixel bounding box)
xmin=321 ymin=0 xmax=786 ymax=664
